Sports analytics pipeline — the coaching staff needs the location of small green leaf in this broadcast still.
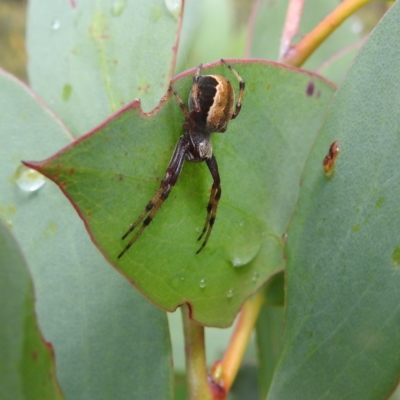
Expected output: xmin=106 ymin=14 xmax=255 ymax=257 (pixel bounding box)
xmin=269 ymin=3 xmax=400 ymax=398
xmin=29 ymin=60 xmax=335 ymax=327
xmin=0 ymin=219 xmax=64 ymax=400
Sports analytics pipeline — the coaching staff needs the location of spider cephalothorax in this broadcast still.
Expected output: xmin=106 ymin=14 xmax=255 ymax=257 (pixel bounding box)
xmin=118 ymin=60 xmax=245 ymax=259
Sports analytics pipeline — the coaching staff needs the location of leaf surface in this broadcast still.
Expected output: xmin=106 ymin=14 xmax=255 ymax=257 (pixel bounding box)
xmin=29 ymin=60 xmax=335 ymax=327
xmin=0 ymin=69 xmax=173 ymax=400
xmin=27 ymin=0 xmax=183 ymax=136
xmin=0 ymin=220 xmax=64 ymax=400
xmin=269 ymin=3 xmax=400 ymax=398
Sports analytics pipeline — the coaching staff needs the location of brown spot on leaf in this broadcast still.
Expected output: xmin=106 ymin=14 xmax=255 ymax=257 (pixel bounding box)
xmin=306 ymin=82 xmax=315 ymax=96
xmin=68 ymin=168 xmax=74 ymax=176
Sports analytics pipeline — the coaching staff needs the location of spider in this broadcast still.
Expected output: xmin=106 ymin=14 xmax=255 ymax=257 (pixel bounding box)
xmin=118 ymin=59 xmax=245 ymax=259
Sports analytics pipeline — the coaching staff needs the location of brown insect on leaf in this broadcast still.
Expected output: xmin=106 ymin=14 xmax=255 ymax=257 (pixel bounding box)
xmin=323 ymin=140 xmax=340 ymax=177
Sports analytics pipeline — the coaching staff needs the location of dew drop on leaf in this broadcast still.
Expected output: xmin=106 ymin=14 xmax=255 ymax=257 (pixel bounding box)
xmin=227 ymin=289 xmax=233 ymax=299
xmin=252 ymin=271 xmax=259 ymax=282
xmin=165 ymin=0 xmax=182 ymax=20
xmin=230 ymin=246 xmax=259 ymax=268
xmin=232 ymin=257 xmax=243 ymax=267
xmin=199 ymin=279 xmax=206 ymax=289
xmin=15 ymin=165 xmax=46 ymax=192
xmin=51 ymin=19 xmax=61 ymax=30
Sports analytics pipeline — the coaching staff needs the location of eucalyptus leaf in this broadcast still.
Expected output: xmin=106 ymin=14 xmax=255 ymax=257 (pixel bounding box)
xmin=0 ymin=69 xmax=173 ymax=400
xmin=27 ymin=0 xmax=182 ymax=136
xmin=0 ymin=220 xmax=64 ymax=400
xmin=269 ymin=3 xmax=400 ymax=398
xmin=28 ymin=60 xmax=335 ymax=327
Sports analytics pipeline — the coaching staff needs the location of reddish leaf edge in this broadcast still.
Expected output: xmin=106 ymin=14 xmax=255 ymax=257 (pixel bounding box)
xmin=23 ymin=58 xmax=336 ymax=325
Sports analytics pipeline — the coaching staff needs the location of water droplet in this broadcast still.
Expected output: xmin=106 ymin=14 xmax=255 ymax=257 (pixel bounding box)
xmin=252 ymin=271 xmax=259 ymax=282
xmin=165 ymin=0 xmax=182 ymax=20
xmin=195 ymin=227 xmax=200 ymax=232
xmin=180 ymin=277 xmax=185 ymax=281
xmin=15 ymin=165 xmax=46 ymax=192
xmin=232 ymin=257 xmax=243 ymax=267
xmin=227 ymin=289 xmax=233 ymax=298
xmin=51 ymin=19 xmax=61 ymax=30
xmin=230 ymin=241 xmax=262 ymax=268
xmin=239 ymin=221 xmax=244 ymax=227
xmin=199 ymin=279 xmax=206 ymax=289
xmin=111 ymin=0 xmax=127 ymax=16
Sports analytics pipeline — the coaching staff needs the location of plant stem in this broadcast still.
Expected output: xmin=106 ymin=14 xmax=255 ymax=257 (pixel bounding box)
xmin=244 ymin=0 xmax=262 ymax=58
xmin=281 ymin=0 xmax=373 ymax=67
xmin=280 ymin=0 xmax=305 ymax=59
xmin=209 ymin=291 xmax=264 ymax=394
xmin=181 ymin=304 xmax=212 ymax=400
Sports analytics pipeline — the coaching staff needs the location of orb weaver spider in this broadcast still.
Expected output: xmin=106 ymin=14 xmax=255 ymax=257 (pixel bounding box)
xmin=118 ymin=59 xmax=245 ymax=259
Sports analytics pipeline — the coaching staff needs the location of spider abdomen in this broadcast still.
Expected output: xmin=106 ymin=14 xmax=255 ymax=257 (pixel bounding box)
xmin=189 ymin=75 xmax=235 ymax=134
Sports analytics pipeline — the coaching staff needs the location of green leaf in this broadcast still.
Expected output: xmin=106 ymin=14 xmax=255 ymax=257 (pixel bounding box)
xmin=0 ymin=69 xmax=173 ymax=400
xmin=0 ymin=219 xmax=64 ymax=400
xmin=256 ymin=305 xmax=284 ymax=399
xmin=230 ymin=364 xmax=259 ymax=400
xmin=269 ymin=3 xmax=400 ymax=398
xmin=27 ymin=0 xmax=182 ymax=136
xmin=29 ymin=60 xmax=335 ymax=327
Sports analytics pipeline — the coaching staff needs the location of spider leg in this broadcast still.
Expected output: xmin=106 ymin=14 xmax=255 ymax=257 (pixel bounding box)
xmin=190 ymin=63 xmax=203 ymax=112
xmin=196 ymin=155 xmax=221 ymax=254
xmin=220 ymin=59 xmax=245 ymax=119
xmin=169 ymin=83 xmax=191 ymax=120
xmin=118 ymin=136 xmax=188 ymax=259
